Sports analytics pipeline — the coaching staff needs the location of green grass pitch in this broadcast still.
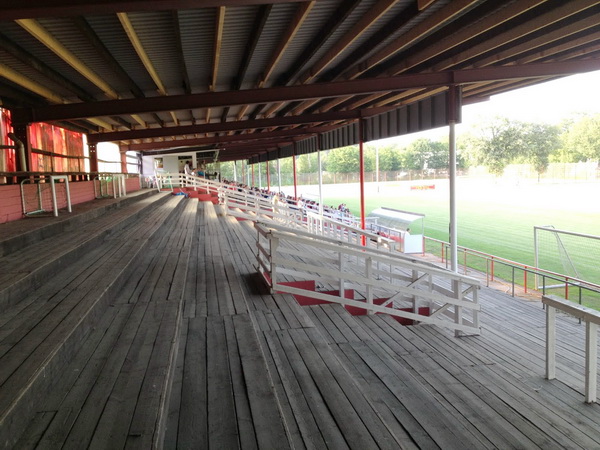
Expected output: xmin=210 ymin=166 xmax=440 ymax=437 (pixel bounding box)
xmin=291 ymin=178 xmax=600 ymax=291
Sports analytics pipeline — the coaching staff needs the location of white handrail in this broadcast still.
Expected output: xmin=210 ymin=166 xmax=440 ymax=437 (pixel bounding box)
xmin=256 ymin=221 xmax=480 ymax=336
xmin=543 ymin=294 xmax=600 ymax=403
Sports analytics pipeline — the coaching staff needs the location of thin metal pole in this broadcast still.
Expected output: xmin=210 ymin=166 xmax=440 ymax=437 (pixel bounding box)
xmin=449 ymin=121 xmax=458 ymax=271
xmin=233 ymin=160 xmax=237 ymax=182
xmin=375 ymin=145 xmax=380 ymax=193
xmin=277 ymin=158 xmax=282 ymax=192
xmin=252 ymin=164 xmax=255 ymax=186
xmin=266 ymin=161 xmax=270 ymax=191
xmin=258 ymin=162 xmax=262 ymax=188
xmin=293 ymin=144 xmax=298 ymax=199
xmin=317 ymin=148 xmax=323 ymax=217
xmin=359 ymin=120 xmax=366 ymax=234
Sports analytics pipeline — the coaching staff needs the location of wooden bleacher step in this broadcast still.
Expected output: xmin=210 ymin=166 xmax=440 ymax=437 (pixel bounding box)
xmin=0 ymin=191 xmax=171 ymax=315
xmin=0 ymin=196 xmax=194 ymax=448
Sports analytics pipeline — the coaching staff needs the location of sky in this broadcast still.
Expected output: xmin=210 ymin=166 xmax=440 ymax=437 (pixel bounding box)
xmin=379 ymin=69 xmax=600 ymax=146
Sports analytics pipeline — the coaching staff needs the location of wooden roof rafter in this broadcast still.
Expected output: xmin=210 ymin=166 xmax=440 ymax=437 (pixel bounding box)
xmin=206 ymin=6 xmax=226 ymax=126
xmin=0 ymin=31 xmax=131 ymax=132
xmin=1 ymin=0 xmax=314 ymax=20
xmin=316 ymin=0 xmax=600 ymax=115
xmin=171 ymin=10 xmax=194 ymax=125
xmin=262 ymin=0 xmax=400 ymax=119
xmin=117 ymin=12 xmax=179 ymax=126
xmin=223 ymin=4 xmax=273 ymax=124
xmin=13 ymin=60 xmax=600 ymax=125
xmin=125 ymin=125 xmax=327 ymax=151
xmin=239 ymin=0 xmax=315 ymax=121
xmin=287 ymin=0 xmax=478 ymax=117
xmin=69 ymin=16 xmax=152 ymax=128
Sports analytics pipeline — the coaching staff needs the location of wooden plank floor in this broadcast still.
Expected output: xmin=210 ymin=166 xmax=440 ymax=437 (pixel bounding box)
xmin=196 ymin=207 xmax=600 ymax=449
xmin=0 ymin=194 xmax=194 ymax=448
xmin=3 ymin=195 xmax=600 ymax=449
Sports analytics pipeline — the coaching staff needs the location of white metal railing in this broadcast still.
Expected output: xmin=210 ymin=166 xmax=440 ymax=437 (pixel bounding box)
xmin=155 ymin=172 xmax=222 ymax=195
xmin=305 ymin=211 xmax=397 ymax=253
xmin=220 ymin=185 xmax=398 ymax=252
xmin=543 ymin=294 xmax=600 ymax=403
xmin=256 ymin=221 xmax=481 ymax=336
xmin=222 ymin=188 xmax=305 ymax=228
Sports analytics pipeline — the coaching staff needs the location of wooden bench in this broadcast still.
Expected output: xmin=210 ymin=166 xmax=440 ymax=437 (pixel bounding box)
xmin=0 ymin=191 xmax=170 ymax=315
xmin=0 ymin=195 xmax=192 ymax=448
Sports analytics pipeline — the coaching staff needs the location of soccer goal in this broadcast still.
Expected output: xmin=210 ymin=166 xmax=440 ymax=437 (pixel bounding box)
xmin=534 ymin=225 xmax=600 ymax=288
xmin=20 ymin=175 xmax=72 ymax=217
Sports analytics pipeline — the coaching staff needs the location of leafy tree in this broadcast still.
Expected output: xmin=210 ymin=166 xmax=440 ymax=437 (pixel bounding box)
xmin=376 ymin=145 xmax=402 ymax=171
xmin=561 ymin=114 xmax=600 ymax=162
xmin=297 ymin=152 xmax=321 ymax=173
xmin=326 ymin=145 xmax=360 ymax=173
xmin=521 ymin=123 xmax=560 ymax=178
xmin=401 ymin=138 xmax=448 ymax=170
xmin=469 ymin=117 xmax=524 ymax=176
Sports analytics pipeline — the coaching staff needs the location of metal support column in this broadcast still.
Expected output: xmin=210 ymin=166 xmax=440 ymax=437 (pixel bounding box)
xmin=293 ymin=143 xmax=298 ymax=199
xmin=266 ymin=160 xmax=270 ymax=191
xmin=359 ymin=120 xmax=366 ymax=244
xmin=448 ymin=85 xmax=462 ymax=272
xmin=277 ymin=157 xmax=282 ymax=193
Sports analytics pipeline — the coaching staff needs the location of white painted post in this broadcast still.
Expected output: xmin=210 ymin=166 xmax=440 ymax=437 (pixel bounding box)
xmin=37 ymin=183 xmax=43 ymax=212
xmin=277 ymin=158 xmax=282 ymax=193
xmin=317 ymin=148 xmax=323 ymax=222
xmin=339 ymin=251 xmax=345 ymax=298
xmin=50 ymin=179 xmax=58 ymax=217
xmin=453 ymin=279 xmax=462 ymax=337
xmin=270 ymin=235 xmax=279 ymax=294
xmin=449 ymin=119 xmax=458 ymax=273
xmin=585 ymin=321 xmax=597 ymax=403
xmin=64 ymin=177 xmax=72 ymax=212
xmin=546 ymin=304 xmax=556 ymax=380
xmin=366 ymin=257 xmax=373 ymax=314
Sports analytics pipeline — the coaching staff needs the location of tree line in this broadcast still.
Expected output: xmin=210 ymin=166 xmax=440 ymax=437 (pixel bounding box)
xmin=216 ymin=113 xmax=600 ymax=181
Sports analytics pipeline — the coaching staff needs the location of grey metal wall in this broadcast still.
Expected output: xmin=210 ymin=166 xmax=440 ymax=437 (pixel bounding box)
xmin=249 ymin=90 xmax=456 ymax=164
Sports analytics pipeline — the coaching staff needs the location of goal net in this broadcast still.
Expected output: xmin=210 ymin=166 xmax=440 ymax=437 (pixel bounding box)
xmin=534 ymin=225 xmax=600 ymax=289
xmin=20 ymin=177 xmax=71 ymax=216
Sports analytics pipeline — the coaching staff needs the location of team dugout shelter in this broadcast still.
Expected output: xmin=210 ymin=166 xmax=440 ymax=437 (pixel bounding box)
xmin=368 ymin=207 xmax=425 ymax=253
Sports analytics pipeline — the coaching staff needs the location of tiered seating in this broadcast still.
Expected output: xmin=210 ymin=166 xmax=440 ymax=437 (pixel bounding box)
xmin=2 ymin=188 xmax=600 ymax=449
xmin=0 ymin=191 xmax=196 ymax=448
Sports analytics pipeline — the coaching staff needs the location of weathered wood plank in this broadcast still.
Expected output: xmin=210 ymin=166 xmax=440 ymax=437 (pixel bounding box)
xmin=232 ymin=314 xmax=291 ymax=449
xmin=287 ymin=328 xmax=382 ymax=449
xmin=224 ymin=315 xmax=258 ymax=450
xmin=163 ymin=316 xmax=188 ymax=449
xmin=177 ymin=317 xmax=208 ymax=449
xmin=264 ymin=330 xmax=343 ymax=449
xmin=207 ymin=317 xmax=239 ymax=449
